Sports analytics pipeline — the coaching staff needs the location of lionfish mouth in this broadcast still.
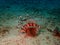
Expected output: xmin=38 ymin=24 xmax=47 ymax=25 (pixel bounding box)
xmin=20 ymin=22 xmax=40 ymax=37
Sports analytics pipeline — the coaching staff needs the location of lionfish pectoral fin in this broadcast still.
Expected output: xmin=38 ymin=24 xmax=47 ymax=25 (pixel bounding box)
xmin=19 ymin=30 xmax=26 ymax=33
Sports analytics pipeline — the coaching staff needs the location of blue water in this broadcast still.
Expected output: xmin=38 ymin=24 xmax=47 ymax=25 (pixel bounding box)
xmin=0 ymin=0 xmax=60 ymax=20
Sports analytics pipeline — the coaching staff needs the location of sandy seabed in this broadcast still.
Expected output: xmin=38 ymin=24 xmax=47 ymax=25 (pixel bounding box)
xmin=0 ymin=16 xmax=60 ymax=45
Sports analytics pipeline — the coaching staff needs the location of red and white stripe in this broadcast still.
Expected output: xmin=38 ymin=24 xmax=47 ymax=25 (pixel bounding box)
xmin=20 ymin=22 xmax=40 ymax=33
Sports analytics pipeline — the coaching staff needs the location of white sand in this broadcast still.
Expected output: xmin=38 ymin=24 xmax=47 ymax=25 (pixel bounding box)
xmin=0 ymin=17 xmax=60 ymax=45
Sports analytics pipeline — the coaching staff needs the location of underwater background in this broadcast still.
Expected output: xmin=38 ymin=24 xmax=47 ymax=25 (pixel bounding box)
xmin=0 ymin=0 xmax=60 ymax=45
xmin=0 ymin=0 xmax=60 ymax=17
xmin=0 ymin=0 xmax=60 ymax=29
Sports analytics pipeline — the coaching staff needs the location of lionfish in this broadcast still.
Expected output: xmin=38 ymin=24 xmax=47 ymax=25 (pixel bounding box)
xmin=19 ymin=21 xmax=40 ymax=37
